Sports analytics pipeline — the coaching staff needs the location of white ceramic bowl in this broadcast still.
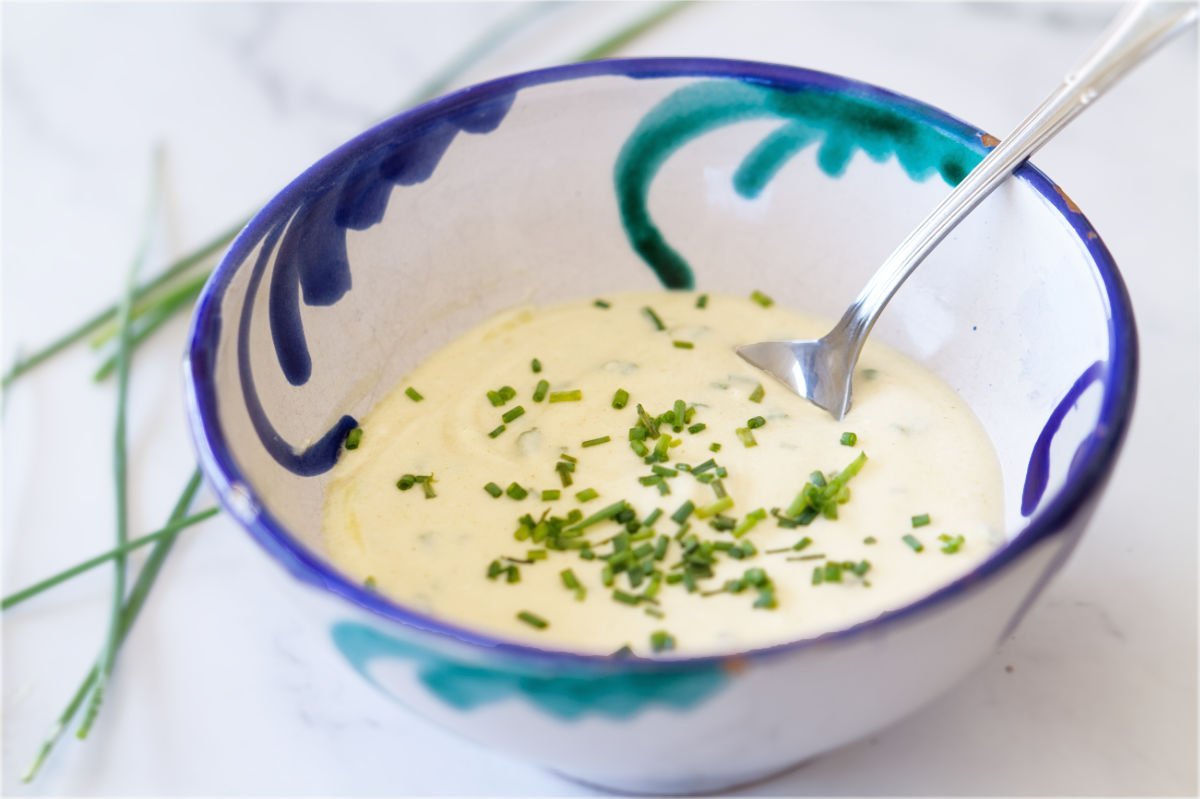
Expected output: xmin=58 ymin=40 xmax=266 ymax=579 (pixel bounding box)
xmin=184 ymin=59 xmax=1136 ymax=794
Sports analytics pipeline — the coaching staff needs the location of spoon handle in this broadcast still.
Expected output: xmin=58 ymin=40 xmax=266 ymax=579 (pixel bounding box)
xmin=829 ymin=0 xmax=1197 ymax=353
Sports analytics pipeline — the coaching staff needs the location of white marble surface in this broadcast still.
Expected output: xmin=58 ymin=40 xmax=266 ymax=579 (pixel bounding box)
xmin=2 ymin=2 xmax=1196 ymax=795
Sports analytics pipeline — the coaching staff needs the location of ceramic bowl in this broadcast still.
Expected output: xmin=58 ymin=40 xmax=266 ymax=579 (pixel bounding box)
xmin=184 ymin=58 xmax=1136 ymax=794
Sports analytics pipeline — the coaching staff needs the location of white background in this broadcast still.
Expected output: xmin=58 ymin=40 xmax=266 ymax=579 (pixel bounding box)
xmin=2 ymin=2 xmax=1196 ymax=795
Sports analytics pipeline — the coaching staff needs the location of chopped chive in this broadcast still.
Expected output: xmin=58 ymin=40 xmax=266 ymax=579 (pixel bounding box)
xmin=696 ymin=293 xmax=709 ymax=309
xmin=650 ymin=630 xmax=676 ymax=653
xmin=499 ymin=386 xmax=516 ymax=401
xmin=736 ymin=427 xmax=757 ymax=447
xmin=902 ymin=534 xmax=924 ymax=553
xmin=672 ymin=400 xmax=687 ymax=432
xmin=852 ymin=560 xmax=872 ymax=577
xmin=487 ymin=560 xmax=505 ymax=579
xmin=506 ymin=565 xmax=521 ymax=583
xmin=575 ymin=488 xmax=599 ymax=503
xmin=506 ymin=483 xmax=529 ymax=500
xmin=486 ymin=390 xmax=504 ymax=407
xmin=502 ymin=405 xmax=526 ymax=423
xmin=939 ymin=533 xmax=965 ymax=554
xmin=566 ymin=500 xmax=629 ymax=532
xmin=549 ymin=389 xmax=583 ymax=403
xmin=541 ymin=489 xmax=561 ymax=501
xmin=747 ymin=416 xmax=766 ymax=429
xmin=517 ymin=611 xmax=548 ymax=630
xmin=643 ymin=508 xmax=663 ymax=528
xmin=823 ymin=562 xmax=843 ymax=583
xmin=560 ymin=453 xmax=578 ymax=464
xmin=790 ymin=553 xmax=826 ymax=562
xmin=405 ymin=386 xmax=424 ymax=402
xmin=484 ymin=482 xmax=503 ymax=498
xmin=531 ymin=358 xmax=542 ymax=373
xmin=612 ymin=388 xmax=630 ymax=409
xmin=364 ymin=575 xmax=377 ymax=589
xmin=732 ymin=508 xmax=767 ymax=538
xmin=749 ymin=383 xmax=765 ymax=403
xmin=343 ymin=427 xmax=363 ymax=450
xmin=750 ymin=290 xmax=774 ymax=308
xmin=527 ymin=549 xmax=548 ymax=561
xmin=644 ymin=607 xmax=665 ymax=619
xmin=672 ymin=340 xmax=694 ymax=350
xmin=581 ymin=435 xmax=611 ymax=448
xmin=533 ymin=379 xmax=550 ymax=403
xmin=695 ymin=496 xmax=734 ymax=519
xmin=671 ymin=501 xmax=695 ymax=525
xmin=396 ymin=474 xmax=416 ymax=491
xmin=594 ymin=299 xmax=611 ymax=309
xmin=612 ymin=589 xmax=641 ymax=605
xmin=709 ymin=442 xmax=722 ymax=452
xmin=840 ymin=431 xmax=857 ymax=446
xmin=488 ymin=424 xmax=507 ymax=438
xmin=630 ymin=440 xmax=649 ymax=458
xmin=642 ymin=306 xmax=666 ymax=331
xmin=911 ymin=513 xmax=931 ymax=528
xmin=651 ymin=465 xmax=677 ymax=478
xmin=863 ymin=535 xmax=878 ymax=545
xmin=687 ymin=422 xmax=706 ymax=435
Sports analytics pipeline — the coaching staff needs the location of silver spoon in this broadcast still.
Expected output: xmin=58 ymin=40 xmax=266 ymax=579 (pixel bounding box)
xmin=737 ymin=0 xmax=1197 ymax=420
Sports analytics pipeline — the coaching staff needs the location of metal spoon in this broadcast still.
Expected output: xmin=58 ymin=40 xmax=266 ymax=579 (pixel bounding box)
xmin=737 ymin=0 xmax=1196 ymax=420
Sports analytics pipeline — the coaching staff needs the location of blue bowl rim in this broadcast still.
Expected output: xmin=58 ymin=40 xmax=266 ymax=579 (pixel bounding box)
xmin=183 ymin=56 xmax=1137 ymax=670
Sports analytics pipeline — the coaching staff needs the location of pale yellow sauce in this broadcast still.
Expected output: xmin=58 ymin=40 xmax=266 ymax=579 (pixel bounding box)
xmin=322 ymin=292 xmax=1004 ymax=656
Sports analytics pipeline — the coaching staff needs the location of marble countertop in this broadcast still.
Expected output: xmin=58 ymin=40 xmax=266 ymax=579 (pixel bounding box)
xmin=2 ymin=2 xmax=1196 ymax=795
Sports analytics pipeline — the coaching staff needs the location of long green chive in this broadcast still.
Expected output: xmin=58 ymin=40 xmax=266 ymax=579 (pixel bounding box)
xmin=902 ymin=534 xmax=924 ymax=552
xmin=673 ymin=340 xmax=694 ymax=349
xmin=749 ymin=383 xmax=765 ymax=403
xmin=541 ymin=489 xmax=561 ymax=501
xmin=1 ymin=507 xmax=218 ymax=612
xmin=484 ymin=482 xmax=503 ymax=498
xmin=531 ymin=358 xmax=542 ymax=373
xmin=747 ymin=416 xmax=766 ymax=429
xmin=517 ymin=611 xmax=548 ymax=629
xmin=343 ymin=427 xmax=363 ymax=450
xmin=581 ymin=436 xmax=611 ymax=448
xmin=642 ymin=306 xmax=666 ymax=331
xmin=736 ymin=427 xmax=757 ymax=447
xmin=750 ymin=290 xmax=775 ymax=308
xmin=502 ymin=405 xmax=526 ymax=423
xmin=533 ymin=379 xmax=550 ymax=403
xmin=594 ymin=299 xmax=611 ymax=309
xmin=506 ymin=483 xmax=529 ymax=500
xmin=911 ymin=513 xmax=931 ymax=528
xmin=650 ymin=630 xmax=676 ymax=652
xmin=840 ymin=431 xmax=857 ymax=446
xmin=575 ymin=487 xmax=599 ymax=503
xmin=549 ymin=389 xmax=583 ymax=403
xmin=488 ymin=424 xmax=507 ymax=438
xmin=405 ymin=386 xmax=424 ymax=402
xmin=696 ymin=293 xmax=708 ymax=309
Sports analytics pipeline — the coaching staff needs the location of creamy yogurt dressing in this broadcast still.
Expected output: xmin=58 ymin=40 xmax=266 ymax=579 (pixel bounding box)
xmin=322 ymin=291 xmax=1004 ymax=656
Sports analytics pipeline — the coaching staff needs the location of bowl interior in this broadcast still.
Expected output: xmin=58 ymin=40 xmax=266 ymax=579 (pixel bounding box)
xmin=187 ymin=59 xmax=1129 ymax=650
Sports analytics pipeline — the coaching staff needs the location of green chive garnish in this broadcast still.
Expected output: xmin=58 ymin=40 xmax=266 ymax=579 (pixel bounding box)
xmin=549 ymin=389 xmax=583 ymax=403
xmin=575 ymin=487 xmax=599 ymax=503
xmin=939 ymin=533 xmax=965 ymax=554
xmin=581 ymin=436 xmax=611 ymax=448
xmin=507 ymin=483 xmax=529 ymax=500
xmin=488 ymin=424 xmax=506 ymax=438
xmin=396 ymin=475 xmax=416 ymax=491
xmin=594 ymin=299 xmax=611 ymax=309
xmin=709 ymin=442 xmax=722 ymax=452
xmin=642 ymin=306 xmax=666 ymax=331
xmin=612 ymin=388 xmax=630 ymax=409
xmin=650 ymin=630 xmax=676 ymax=652
xmin=343 ymin=427 xmax=363 ymax=450
xmin=747 ymin=416 xmax=766 ymax=429
xmin=673 ymin=340 xmax=694 ymax=350
xmin=540 ymin=489 xmax=560 ymax=501
xmin=531 ymin=358 xmax=542 ymax=373
xmin=517 ymin=611 xmax=548 ymax=629
xmin=911 ymin=513 xmax=931 ymax=528
xmin=749 ymin=383 xmax=765 ymax=403
xmin=902 ymin=534 xmax=924 ymax=552
xmin=840 ymin=431 xmax=857 ymax=446
xmin=533 ymin=379 xmax=550 ymax=403
xmin=687 ymin=422 xmax=706 ymax=435
xmin=484 ymin=482 xmax=503 ymax=498
xmin=695 ymin=496 xmax=734 ymax=519
xmin=864 ymin=535 xmax=877 ymax=545
xmin=671 ymin=501 xmax=695 ymax=524
xmin=750 ymin=290 xmax=774 ymax=308
xmin=566 ymin=500 xmax=629 ymax=532
xmin=405 ymin=387 xmax=424 ymax=402
xmin=736 ymin=427 xmax=757 ymax=447
xmin=696 ymin=293 xmax=708 ymax=309
xmin=502 ymin=405 xmax=526 ymax=423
